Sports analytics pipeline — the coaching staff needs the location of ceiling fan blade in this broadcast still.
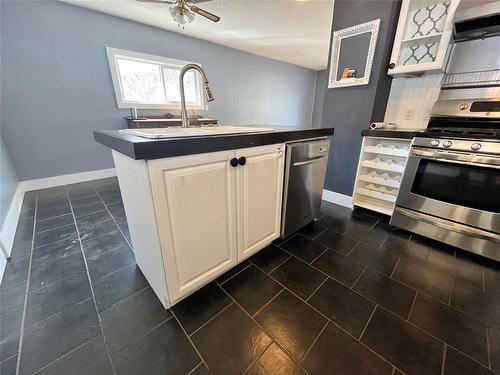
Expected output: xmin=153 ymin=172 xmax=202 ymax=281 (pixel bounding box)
xmin=188 ymin=5 xmax=220 ymax=22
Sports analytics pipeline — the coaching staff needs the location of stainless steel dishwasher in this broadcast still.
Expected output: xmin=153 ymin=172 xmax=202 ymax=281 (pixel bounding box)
xmin=281 ymin=137 xmax=331 ymax=238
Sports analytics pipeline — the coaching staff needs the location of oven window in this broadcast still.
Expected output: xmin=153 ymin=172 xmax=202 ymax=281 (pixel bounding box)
xmin=411 ymin=160 xmax=500 ymax=213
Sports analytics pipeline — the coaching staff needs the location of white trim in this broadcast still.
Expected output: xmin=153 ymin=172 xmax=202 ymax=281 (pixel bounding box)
xmin=0 ymin=167 xmax=117 ymax=264
xmin=0 ymin=184 xmax=25 ymax=258
xmin=0 ymin=252 xmax=6 ymax=286
xmin=19 ymin=168 xmax=117 ymax=192
xmin=322 ymin=189 xmax=353 ymax=209
xmin=106 ymin=47 xmax=206 ymax=110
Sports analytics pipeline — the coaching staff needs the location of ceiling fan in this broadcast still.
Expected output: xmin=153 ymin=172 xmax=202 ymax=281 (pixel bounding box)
xmin=137 ymin=0 xmax=220 ymax=27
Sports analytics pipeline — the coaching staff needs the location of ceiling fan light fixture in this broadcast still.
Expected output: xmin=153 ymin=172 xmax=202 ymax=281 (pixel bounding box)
xmin=169 ymin=4 xmax=195 ymax=26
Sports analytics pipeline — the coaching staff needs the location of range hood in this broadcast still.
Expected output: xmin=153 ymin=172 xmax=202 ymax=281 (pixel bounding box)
xmin=454 ymin=2 xmax=500 ymax=41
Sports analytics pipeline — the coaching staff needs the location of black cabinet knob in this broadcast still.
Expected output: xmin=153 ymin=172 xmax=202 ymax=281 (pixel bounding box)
xmin=230 ymin=158 xmax=239 ymax=167
xmin=388 ymin=62 xmax=395 ymax=69
xmin=238 ymin=157 xmax=246 ymax=166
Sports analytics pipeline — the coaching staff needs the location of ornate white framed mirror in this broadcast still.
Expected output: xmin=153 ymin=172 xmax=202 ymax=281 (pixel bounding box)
xmin=328 ymin=19 xmax=380 ymax=89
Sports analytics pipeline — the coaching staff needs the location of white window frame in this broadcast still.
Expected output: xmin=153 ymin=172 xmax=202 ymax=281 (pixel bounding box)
xmin=106 ymin=47 xmax=207 ymax=110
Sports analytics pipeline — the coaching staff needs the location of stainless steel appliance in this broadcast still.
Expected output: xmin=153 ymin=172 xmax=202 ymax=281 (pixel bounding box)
xmin=281 ymin=138 xmax=330 ymax=238
xmin=391 ymin=98 xmax=500 ymax=260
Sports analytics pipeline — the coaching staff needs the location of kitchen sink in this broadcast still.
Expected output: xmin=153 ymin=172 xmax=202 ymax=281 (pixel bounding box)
xmin=120 ymin=126 xmax=274 ymax=139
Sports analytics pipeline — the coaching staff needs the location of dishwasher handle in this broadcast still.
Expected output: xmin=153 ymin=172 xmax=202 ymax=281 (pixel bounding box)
xmin=292 ymin=156 xmax=326 ymax=167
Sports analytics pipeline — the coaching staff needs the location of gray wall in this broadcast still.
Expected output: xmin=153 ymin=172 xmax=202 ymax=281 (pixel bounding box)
xmin=0 ymin=138 xmax=18 ymax=230
xmin=319 ymin=0 xmax=401 ymax=196
xmin=311 ymin=70 xmax=328 ymax=128
xmin=1 ymin=1 xmax=317 ymax=181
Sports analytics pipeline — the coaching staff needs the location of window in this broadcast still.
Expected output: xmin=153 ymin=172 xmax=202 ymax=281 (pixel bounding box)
xmin=106 ymin=47 xmax=206 ymax=110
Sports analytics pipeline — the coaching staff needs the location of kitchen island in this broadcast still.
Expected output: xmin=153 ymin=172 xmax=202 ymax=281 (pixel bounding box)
xmin=94 ymin=126 xmax=334 ymax=308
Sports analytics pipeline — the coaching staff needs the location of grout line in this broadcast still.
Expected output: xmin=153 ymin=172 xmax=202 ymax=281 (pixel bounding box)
xmin=306 ymin=277 xmax=328 ymax=302
xmin=187 ymin=302 xmax=234 ymax=338
xmin=217 ymin=263 xmax=253 ymax=286
xmin=251 ymin=289 xmax=284 ymax=319
xmin=16 ymin=190 xmax=38 ymax=375
xmin=359 ymin=305 xmax=377 ymax=341
xmin=448 ymin=279 xmax=454 ymax=306
xmin=31 ymin=326 xmax=102 ymax=374
xmin=124 ymin=315 xmax=175 ymax=347
xmin=240 ymin=340 xmax=274 ymax=375
xmin=263 ymin=254 xmax=292 ymax=275
xmin=345 ymin=241 xmax=361 ymax=257
xmin=311 ymin=226 xmax=328 ymax=241
xmin=0 ymin=354 xmax=18 ymax=367
xmin=308 ymin=248 xmax=328 ymax=265
xmin=22 ymin=297 xmax=93 ymax=331
xmin=186 ymin=362 xmax=205 ymax=375
xmin=350 ymin=266 xmax=367 ymax=290
xmin=98 ymin=285 xmax=151 ymax=314
xmin=486 ymin=326 xmax=492 ymax=370
xmin=216 ymin=284 xmax=312 ymax=375
xmin=66 ymin=188 xmax=117 ymax=375
xmin=440 ymin=344 xmax=447 ymax=375
xmin=171 ymin=311 xmax=210 ymax=372
xmin=384 ymin=302 xmax=498 ymax=375
xmin=389 ymin=257 xmax=401 ymax=278
xmin=299 ymin=320 xmax=329 ymax=364
xmin=407 ymin=292 xmax=418 ymax=321
xmin=91 ymin=185 xmax=133 ymax=250
xmin=248 ymin=261 xmax=398 ymax=372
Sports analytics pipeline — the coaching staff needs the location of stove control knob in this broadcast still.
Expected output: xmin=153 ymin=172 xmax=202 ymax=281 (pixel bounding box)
xmin=471 ymin=143 xmax=482 ymax=151
xmin=430 ymin=139 xmax=440 ymax=147
xmin=443 ymin=141 xmax=452 ymax=148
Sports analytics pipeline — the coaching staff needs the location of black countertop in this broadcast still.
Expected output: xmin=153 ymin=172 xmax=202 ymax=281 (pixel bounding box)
xmin=94 ymin=126 xmax=334 ymax=160
xmin=361 ymin=128 xmax=421 ymax=139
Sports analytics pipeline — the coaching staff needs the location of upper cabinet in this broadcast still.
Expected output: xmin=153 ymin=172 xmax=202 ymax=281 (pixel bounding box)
xmin=388 ymin=0 xmax=460 ymax=76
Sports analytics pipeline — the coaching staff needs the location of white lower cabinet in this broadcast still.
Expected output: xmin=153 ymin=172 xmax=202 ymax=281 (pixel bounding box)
xmin=237 ymin=145 xmax=284 ymax=260
xmin=148 ymin=144 xmax=284 ymax=304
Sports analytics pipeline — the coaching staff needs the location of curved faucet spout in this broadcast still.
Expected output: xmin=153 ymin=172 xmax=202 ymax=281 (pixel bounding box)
xmin=179 ymin=64 xmax=215 ymax=127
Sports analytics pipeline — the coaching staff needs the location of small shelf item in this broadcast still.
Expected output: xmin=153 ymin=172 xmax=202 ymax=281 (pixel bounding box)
xmin=353 ymin=136 xmax=412 ymax=216
xmin=388 ymin=0 xmax=459 ymax=76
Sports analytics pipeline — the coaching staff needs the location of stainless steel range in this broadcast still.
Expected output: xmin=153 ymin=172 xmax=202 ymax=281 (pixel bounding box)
xmin=391 ymin=97 xmax=500 ymax=260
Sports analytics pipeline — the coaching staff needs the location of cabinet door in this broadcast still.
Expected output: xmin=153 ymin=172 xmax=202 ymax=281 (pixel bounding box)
xmin=148 ymin=150 xmax=237 ymax=303
xmin=388 ymin=0 xmax=459 ymax=76
xmin=236 ymin=143 xmax=285 ymax=260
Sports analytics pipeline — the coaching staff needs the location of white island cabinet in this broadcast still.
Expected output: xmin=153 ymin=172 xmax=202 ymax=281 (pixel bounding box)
xmin=112 ymin=143 xmax=284 ymax=307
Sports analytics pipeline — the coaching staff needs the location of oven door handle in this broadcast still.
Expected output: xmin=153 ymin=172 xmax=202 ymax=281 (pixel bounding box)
xmin=411 ymin=148 xmax=473 ymax=163
xmin=396 ymin=208 xmax=500 ymax=243
xmin=411 ymin=148 xmax=500 ymax=168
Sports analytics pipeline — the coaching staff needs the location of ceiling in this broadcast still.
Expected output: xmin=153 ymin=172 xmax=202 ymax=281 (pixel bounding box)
xmin=63 ymin=0 xmax=335 ymax=71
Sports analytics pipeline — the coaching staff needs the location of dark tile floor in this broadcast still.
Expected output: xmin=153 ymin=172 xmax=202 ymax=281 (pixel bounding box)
xmin=1 ymin=178 xmax=499 ymax=375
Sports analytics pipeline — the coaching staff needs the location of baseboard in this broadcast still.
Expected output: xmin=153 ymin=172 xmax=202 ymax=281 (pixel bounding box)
xmin=0 ymin=168 xmax=117 ymax=259
xmin=19 ymin=168 xmax=116 ymax=192
xmin=0 ymin=184 xmax=25 ymax=258
xmin=322 ymin=189 xmax=353 ymax=209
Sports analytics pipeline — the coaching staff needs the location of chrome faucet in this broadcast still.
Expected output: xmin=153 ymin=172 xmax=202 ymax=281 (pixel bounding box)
xmin=179 ymin=64 xmax=214 ymax=127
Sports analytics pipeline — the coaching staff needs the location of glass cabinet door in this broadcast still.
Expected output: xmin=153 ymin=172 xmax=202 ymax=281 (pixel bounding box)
xmin=388 ymin=0 xmax=460 ymax=76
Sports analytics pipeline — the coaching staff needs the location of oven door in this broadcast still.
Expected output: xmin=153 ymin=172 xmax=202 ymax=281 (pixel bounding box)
xmin=396 ymin=147 xmax=500 ymax=234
